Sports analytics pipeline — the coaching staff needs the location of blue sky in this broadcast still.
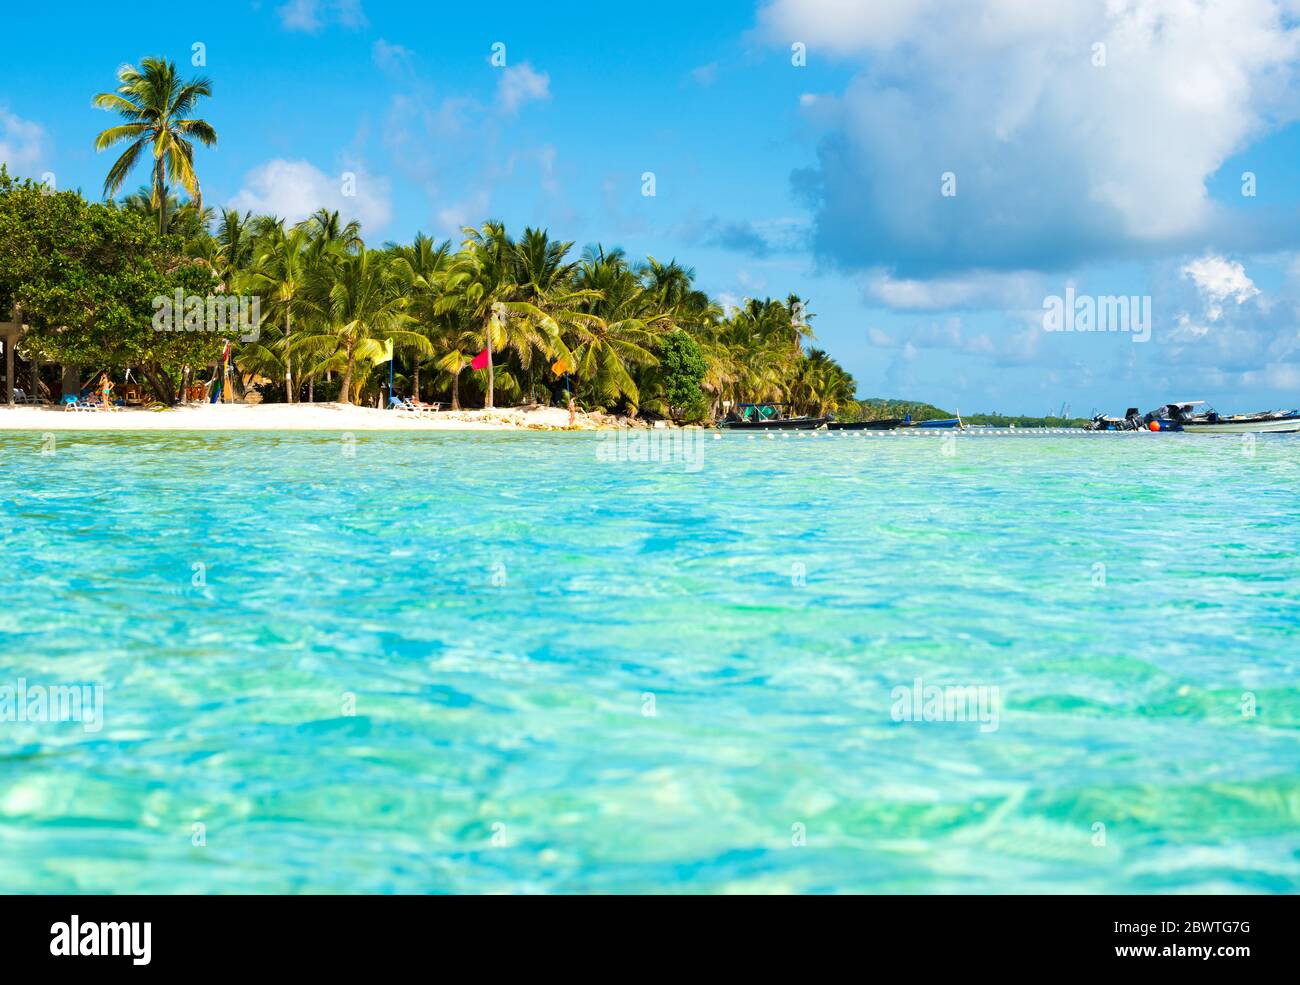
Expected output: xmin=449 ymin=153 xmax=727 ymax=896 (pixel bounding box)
xmin=3 ymin=0 xmax=1300 ymax=415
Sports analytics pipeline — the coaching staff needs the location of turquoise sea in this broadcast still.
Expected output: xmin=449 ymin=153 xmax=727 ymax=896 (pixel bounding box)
xmin=1 ymin=429 xmax=1297 ymax=893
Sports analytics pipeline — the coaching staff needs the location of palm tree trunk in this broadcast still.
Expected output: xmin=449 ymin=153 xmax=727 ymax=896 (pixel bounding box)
xmin=413 ymin=361 xmax=420 ymax=401
xmin=284 ymin=309 xmax=294 ymax=403
xmin=308 ymin=375 xmax=314 ymax=402
xmin=156 ymin=165 xmax=167 ymax=235
xmin=451 ymin=370 xmax=460 ymax=410
xmin=338 ymin=341 xmax=356 ymax=404
xmin=485 ymin=333 xmax=495 ymax=407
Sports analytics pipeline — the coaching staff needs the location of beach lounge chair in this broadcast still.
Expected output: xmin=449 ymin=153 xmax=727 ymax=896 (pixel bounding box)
xmin=14 ymin=388 xmax=44 ymax=405
xmin=390 ymin=395 xmax=439 ymax=417
xmin=62 ymin=395 xmax=99 ymax=412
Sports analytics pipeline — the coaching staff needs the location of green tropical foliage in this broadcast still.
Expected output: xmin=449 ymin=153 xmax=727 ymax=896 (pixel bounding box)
xmin=0 ymin=167 xmax=223 ymax=403
xmin=4 ymin=61 xmax=862 ymax=416
xmin=3 ymin=164 xmax=859 ymax=414
xmin=651 ymin=329 xmax=708 ymax=422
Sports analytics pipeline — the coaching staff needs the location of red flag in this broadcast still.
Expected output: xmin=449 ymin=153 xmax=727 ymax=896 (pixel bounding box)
xmin=471 ymin=347 xmax=490 ymax=371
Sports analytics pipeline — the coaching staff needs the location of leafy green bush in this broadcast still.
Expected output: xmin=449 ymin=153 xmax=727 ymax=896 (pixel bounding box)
xmin=656 ymin=329 xmax=707 ymax=421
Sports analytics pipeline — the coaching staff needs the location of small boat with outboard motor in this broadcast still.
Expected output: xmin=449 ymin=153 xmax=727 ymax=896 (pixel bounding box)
xmin=1085 ymin=407 xmax=1145 ymax=431
xmin=1091 ymin=400 xmax=1300 ymax=433
xmin=1179 ymin=408 xmax=1300 ymax=433
xmin=827 ymin=412 xmax=912 ymax=430
xmin=826 ymin=418 xmax=908 ymax=430
xmin=717 ymin=402 xmax=829 ymax=430
xmin=826 ymin=410 xmax=965 ymax=431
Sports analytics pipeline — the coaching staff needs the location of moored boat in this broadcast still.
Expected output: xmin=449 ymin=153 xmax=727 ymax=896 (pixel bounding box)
xmin=1085 ymin=407 xmax=1144 ymax=431
xmin=1140 ymin=400 xmax=1300 ymax=432
xmin=717 ymin=402 xmax=829 ymax=430
xmin=826 ymin=417 xmax=908 ymax=430
xmin=907 ymin=417 xmax=964 ymax=429
xmin=1180 ymin=410 xmax=1300 ymax=433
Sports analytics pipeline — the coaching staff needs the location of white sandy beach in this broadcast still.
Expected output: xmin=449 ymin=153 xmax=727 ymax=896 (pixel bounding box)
xmin=0 ymin=401 xmax=635 ymax=431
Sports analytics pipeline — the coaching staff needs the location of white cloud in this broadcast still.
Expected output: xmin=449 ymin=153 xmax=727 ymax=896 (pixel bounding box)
xmin=757 ymin=0 xmax=1300 ymax=276
xmin=864 ymin=269 xmax=1043 ymax=311
xmin=0 ymin=107 xmax=46 ymax=175
xmin=497 ymin=63 xmax=550 ymax=115
xmin=277 ymin=0 xmax=366 ymax=33
xmin=1181 ymin=255 xmax=1260 ymax=320
xmin=1160 ymin=254 xmax=1297 ymax=376
xmin=229 ymin=159 xmax=392 ymax=233
xmin=372 ymin=39 xmax=414 ymax=79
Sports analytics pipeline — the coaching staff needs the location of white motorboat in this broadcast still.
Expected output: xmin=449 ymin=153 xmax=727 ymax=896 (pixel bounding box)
xmin=1179 ymin=410 xmax=1300 ymax=434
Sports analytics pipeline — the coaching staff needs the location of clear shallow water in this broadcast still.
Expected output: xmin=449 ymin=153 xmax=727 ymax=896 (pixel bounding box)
xmin=1 ymin=428 xmax=1298 ymax=894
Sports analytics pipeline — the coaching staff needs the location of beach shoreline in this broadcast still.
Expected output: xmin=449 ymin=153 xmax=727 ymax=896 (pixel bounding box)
xmin=0 ymin=402 xmax=654 ymax=432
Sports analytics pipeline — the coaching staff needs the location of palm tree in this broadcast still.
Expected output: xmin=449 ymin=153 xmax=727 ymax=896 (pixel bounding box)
xmin=785 ymin=292 xmax=814 ymax=356
xmin=93 ymin=57 xmax=217 ymax=234
xmin=450 ymin=222 xmax=563 ymax=408
xmin=247 ymin=227 xmax=313 ymax=402
xmin=300 ymin=250 xmax=428 ymax=404
xmin=432 ymin=330 xmax=480 ymax=410
xmin=569 ymin=246 xmax=664 ymax=411
xmin=391 ymin=233 xmax=454 ymax=400
xmin=298 ymin=208 xmax=363 ymax=255
xmin=215 ymin=209 xmax=255 ymax=285
xmin=511 ymin=228 xmax=603 ymax=401
xmin=119 ymin=185 xmax=213 ymax=241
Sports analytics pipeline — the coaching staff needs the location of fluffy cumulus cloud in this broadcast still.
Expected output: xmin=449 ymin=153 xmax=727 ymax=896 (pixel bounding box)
xmin=0 ymin=107 xmax=47 ymax=175
xmin=757 ymin=0 xmax=1300 ymax=277
xmin=229 ymin=159 xmax=392 ymax=231
xmin=1180 ymin=255 xmax=1261 ymax=320
xmin=1154 ymin=253 xmax=1300 ymax=392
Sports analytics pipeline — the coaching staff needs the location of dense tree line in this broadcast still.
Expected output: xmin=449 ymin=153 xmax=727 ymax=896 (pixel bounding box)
xmin=0 ymin=57 xmax=860 ymax=419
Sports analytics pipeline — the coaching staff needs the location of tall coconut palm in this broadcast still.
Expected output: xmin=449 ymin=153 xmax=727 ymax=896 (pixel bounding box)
xmin=569 ymin=247 xmax=662 ymax=410
xmin=450 ymin=222 xmax=562 ymax=408
xmin=247 ymin=227 xmax=313 ymax=402
xmin=93 ymin=57 xmax=217 ymax=235
xmin=512 ymin=227 xmax=599 ymax=401
xmin=299 ymin=250 xmax=428 ymax=404
xmin=215 ymin=209 xmax=255 ymax=285
xmin=391 ymin=233 xmax=455 ymax=400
